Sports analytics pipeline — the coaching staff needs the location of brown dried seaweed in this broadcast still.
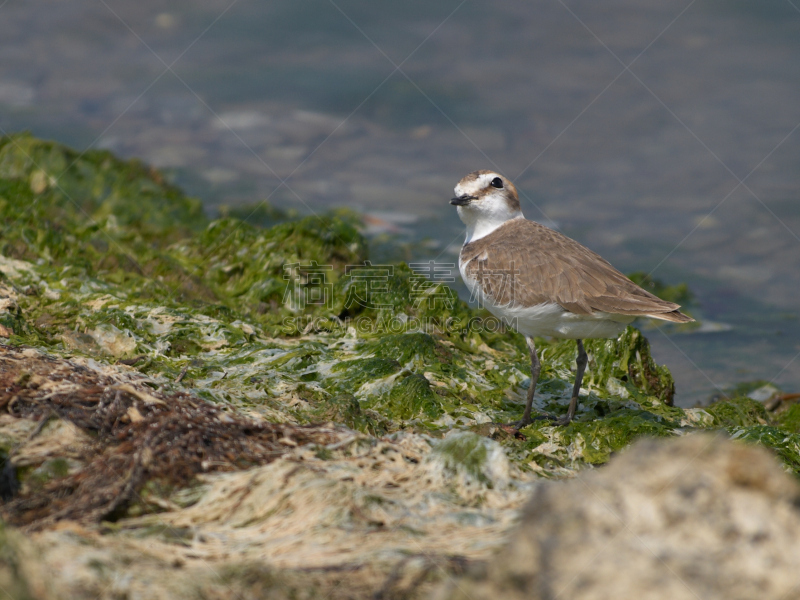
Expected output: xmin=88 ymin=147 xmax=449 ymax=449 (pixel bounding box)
xmin=0 ymin=344 xmax=336 ymax=528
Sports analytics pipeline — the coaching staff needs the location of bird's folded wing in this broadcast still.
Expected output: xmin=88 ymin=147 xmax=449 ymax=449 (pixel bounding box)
xmin=461 ymin=219 xmax=686 ymax=318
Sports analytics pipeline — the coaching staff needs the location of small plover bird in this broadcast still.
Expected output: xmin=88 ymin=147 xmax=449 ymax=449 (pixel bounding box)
xmin=451 ymin=170 xmax=693 ymax=428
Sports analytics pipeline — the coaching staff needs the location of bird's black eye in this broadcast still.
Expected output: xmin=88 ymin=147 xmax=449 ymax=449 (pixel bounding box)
xmin=490 ymin=177 xmax=503 ymax=189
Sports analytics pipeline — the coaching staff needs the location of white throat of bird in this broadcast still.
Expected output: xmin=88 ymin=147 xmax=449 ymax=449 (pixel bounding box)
xmin=457 ymin=191 xmax=523 ymax=244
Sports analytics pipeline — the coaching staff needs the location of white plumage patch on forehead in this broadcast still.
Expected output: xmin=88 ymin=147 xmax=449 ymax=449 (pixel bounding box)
xmin=454 ymin=171 xmax=501 ymax=197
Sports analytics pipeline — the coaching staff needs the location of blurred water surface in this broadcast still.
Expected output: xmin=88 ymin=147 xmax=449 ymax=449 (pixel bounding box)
xmin=2 ymin=0 xmax=799 ymax=405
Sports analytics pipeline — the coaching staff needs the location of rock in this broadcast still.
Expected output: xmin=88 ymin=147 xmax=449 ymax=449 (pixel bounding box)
xmin=0 ymin=523 xmax=54 ymax=599
xmin=13 ymin=432 xmax=529 ymax=599
xmin=427 ymin=431 xmax=513 ymax=496
xmin=432 ymin=433 xmax=800 ymax=600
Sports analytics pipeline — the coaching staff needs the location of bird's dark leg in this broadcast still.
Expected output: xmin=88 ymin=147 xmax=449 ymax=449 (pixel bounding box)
xmin=520 ymin=337 xmax=541 ymax=425
xmin=557 ymin=339 xmax=587 ymax=425
xmin=509 ymin=337 xmax=544 ymax=430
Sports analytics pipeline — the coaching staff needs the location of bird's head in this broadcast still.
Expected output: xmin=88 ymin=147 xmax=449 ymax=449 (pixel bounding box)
xmin=451 ymin=170 xmax=522 ymax=241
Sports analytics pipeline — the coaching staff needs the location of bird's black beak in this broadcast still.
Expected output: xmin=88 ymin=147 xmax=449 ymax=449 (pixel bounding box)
xmin=450 ymin=195 xmax=476 ymax=206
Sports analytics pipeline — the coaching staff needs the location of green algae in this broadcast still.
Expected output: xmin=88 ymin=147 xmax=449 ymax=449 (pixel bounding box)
xmin=382 ymin=373 xmax=443 ymax=421
xmin=24 ymin=458 xmax=71 ymax=492
xmin=309 ymin=393 xmax=388 ymax=436
xmin=431 ymin=432 xmax=493 ymax=486
xmin=541 ymin=327 xmax=677 ymax=405
xmin=327 ymin=357 xmax=402 ymax=392
xmin=367 ymin=332 xmax=440 ymax=365
xmin=170 ymin=214 xmax=368 ymax=333
xmin=774 ymin=404 xmax=800 ymax=434
xmin=558 ymin=409 xmax=679 ymax=464
xmin=729 ymin=426 xmax=800 ymax=473
xmin=0 ymin=132 xmax=206 ymax=236
xmin=705 ymin=395 xmax=769 ymax=428
xmin=3 ymin=133 xmax=800 ymax=487
xmin=216 ymin=201 xmax=300 ymax=229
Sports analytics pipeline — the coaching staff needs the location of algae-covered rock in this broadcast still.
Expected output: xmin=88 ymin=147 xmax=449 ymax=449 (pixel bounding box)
xmin=3 ymin=135 xmax=800 ymax=473
xmin=545 ymin=327 xmax=677 ymax=405
xmin=0 ymin=132 xmax=206 ymax=237
xmin=3 ymin=133 xmax=800 ymax=478
xmin=310 ymin=392 xmax=389 ymax=436
xmin=368 ymin=331 xmax=442 ymax=365
xmin=774 ymin=403 xmax=800 ymax=433
xmin=428 ymin=431 xmax=511 ymax=491
xmin=706 ymin=395 xmax=769 ymax=427
xmin=2 ymin=134 xmax=800 ymax=598
xmin=168 ymin=214 xmax=368 ymax=332
xmin=383 ymin=373 xmax=443 ymax=421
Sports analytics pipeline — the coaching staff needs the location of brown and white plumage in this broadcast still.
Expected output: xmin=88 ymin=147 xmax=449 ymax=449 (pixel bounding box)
xmin=460 ymin=218 xmax=692 ymax=322
xmin=450 ymin=169 xmax=692 ymax=427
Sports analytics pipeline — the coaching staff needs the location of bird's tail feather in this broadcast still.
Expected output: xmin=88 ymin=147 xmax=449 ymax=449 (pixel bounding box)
xmin=647 ymin=310 xmax=694 ymax=323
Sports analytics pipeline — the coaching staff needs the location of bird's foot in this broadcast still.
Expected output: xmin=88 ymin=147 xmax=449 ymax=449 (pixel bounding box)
xmin=551 ymin=414 xmax=573 ymax=426
xmin=505 ymin=412 xmax=574 ymax=431
xmin=507 ymin=413 xmax=556 ymax=431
